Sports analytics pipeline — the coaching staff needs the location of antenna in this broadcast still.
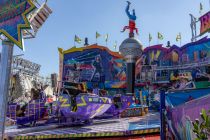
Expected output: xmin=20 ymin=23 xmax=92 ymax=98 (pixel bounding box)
xmin=189 ymin=14 xmax=198 ymax=42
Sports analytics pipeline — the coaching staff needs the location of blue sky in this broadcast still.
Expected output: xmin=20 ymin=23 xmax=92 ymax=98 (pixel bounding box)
xmin=13 ymin=0 xmax=209 ymax=76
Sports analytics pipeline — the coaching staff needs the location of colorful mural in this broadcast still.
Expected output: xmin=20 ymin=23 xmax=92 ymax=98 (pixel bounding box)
xmin=59 ymin=45 xmax=126 ymax=83
xmin=142 ymin=37 xmax=210 ymax=67
xmin=142 ymin=37 xmax=210 ymax=84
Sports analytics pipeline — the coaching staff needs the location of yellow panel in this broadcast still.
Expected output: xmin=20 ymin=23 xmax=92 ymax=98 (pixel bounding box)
xmin=172 ymin=51 xmax=179 ymax=62
xmin=151 ymin=51 xmax=154 ymax=61
xmin=63 ymin=47 xmax=84 ymax=54
xmin=156 ymin=50 xmax=161 ymax=58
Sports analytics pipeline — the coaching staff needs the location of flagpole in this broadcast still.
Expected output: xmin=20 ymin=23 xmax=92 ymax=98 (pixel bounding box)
xmin=96 ymin=32 xmax=97 ymax=44
xmin=116 ymin=41 xmax=117 ymax=51
xmin=207 ymin=0 xmax=210 ymax=9
xmin=149 ymin=34 xmax=150 ymax=47
xmin=74 ymin=35 xmax=76 ymax=47
xmin=199 ymin=3 xmax=203 ymax=16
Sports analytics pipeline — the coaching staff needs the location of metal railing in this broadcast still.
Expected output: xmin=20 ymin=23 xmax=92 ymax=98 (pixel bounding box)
xmin=155 ymin=57 xmax=210 ymax=71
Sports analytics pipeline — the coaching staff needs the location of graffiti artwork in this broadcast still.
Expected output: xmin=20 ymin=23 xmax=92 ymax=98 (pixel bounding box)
xmin=62 ymin=45 xmax=126 ymax=83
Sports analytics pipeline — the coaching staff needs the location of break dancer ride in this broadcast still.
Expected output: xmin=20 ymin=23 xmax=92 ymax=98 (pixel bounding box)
xmin=56 ymin=82 xmax=112 ymax=124
xmin=120 ymin=1 xmax=148 ymax=117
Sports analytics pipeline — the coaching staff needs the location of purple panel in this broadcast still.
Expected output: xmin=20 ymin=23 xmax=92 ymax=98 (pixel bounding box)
xmin=59 ymin=94 xmax=112 ymax=120
xmin=105 ymin=95 xmax=134 ymax=115
xmin=168 ymin=94 xmax=210 ymax=139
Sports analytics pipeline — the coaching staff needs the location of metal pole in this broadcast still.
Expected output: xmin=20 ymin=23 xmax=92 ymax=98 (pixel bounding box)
xmin=209 ymin=0 xmax=210 ymax=9
xmin=126 ymin=56 xmax=136 ymax=95
xmin=139 ymin=90 xmax=143 ymax=106
xmin=0 ymin=40 xmax=14 ymax=139
xmin=160 ymin=89 xmax=166 ymax=140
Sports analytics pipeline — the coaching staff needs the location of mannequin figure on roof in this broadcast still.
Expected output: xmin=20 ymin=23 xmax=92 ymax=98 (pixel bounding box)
xmin=121 ymin=1 xmax=139 ymax=37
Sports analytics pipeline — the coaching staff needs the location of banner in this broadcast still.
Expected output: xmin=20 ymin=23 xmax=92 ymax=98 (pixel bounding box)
xmin=0 ymin=0 xmax=35 ymax=49
xmin=199 ymin=11 xmax=210 ymax=35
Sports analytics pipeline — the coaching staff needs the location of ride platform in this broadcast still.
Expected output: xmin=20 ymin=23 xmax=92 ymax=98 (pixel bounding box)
xmin=120 ymin=105 xmax=149 ymax=118
xmin=5 ymin=112 xmax=160 ymax=140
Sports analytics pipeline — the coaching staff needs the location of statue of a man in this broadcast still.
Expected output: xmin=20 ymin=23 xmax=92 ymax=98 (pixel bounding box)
xmin=126 ymin=1 xmax=136 ymax=21
xmin=121 ymin=1 xmax=139 ymax=37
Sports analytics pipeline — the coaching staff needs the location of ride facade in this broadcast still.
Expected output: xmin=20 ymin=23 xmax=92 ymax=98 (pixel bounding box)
xmin=6 ymin=34 xmax=209 ymax=128
xmin=4 ymin=1 xmax=210 ymax=139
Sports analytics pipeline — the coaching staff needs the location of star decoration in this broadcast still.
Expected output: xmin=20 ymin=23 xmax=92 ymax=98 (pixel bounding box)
xmin=0 ymin=0 xmax=35 ymax=50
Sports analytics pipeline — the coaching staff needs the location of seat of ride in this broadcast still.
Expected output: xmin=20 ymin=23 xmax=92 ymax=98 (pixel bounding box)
xmin=62 ymin=82 xmax=82 ymax=96
xmin=113 ymin=94 xmax=123 ymax=109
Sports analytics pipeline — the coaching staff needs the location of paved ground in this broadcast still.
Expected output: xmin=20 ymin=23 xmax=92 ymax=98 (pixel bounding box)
xmin=5 ymin=112 xmax=160 ymax=139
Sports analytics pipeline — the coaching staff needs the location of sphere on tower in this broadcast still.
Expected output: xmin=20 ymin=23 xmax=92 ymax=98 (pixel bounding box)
xmin=119 ymin=38 xmax=143 ymax=60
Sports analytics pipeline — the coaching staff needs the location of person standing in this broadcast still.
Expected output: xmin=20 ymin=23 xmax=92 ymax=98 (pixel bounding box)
xmin=40 ymin=86 xmax=46 ymax=100
xmin=92 ymin=84 xmax=99 ymax=96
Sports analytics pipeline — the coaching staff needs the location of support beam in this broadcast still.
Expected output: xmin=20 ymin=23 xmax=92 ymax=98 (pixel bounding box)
xmin=160 ymin=90 xmax=166 ymax=140
xmin=126 ymin=62 xmax=135 ymax=94
xmin=0 ymin=41 xmax=14 ymax=139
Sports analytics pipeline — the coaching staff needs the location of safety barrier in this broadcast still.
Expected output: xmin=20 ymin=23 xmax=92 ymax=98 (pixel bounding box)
xmin=14 ymin=128 xmax=160 ymax=140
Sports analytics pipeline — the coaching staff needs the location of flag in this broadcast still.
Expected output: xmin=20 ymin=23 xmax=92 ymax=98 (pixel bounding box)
xmin=149 ymin=33 xmax=152 ymax=42
xmin=176 ymin=33 xmax=181 ymax=42
xmin=74 ymin=35 xmax=82 ymax=44
xmin=96 ymin=32 xmax=101 ymax=39
xmin=158 ymin=32 xmax=163 ymax=40
xmin=199 ymin=3 xmax=203 ymax=14
xmin=105 ymin=34 xmax=109 ymax=42
xmin=114 ymin=41 xmax=117 ymax=50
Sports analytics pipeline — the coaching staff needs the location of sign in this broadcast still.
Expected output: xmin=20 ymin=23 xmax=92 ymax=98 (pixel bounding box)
xmin=0 ymin=0 xmax=35 ymax=49
xmin=200 ymin=11 xmax=210 ymax=35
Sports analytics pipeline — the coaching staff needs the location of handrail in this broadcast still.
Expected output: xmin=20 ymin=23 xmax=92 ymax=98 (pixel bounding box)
xmin=155 ymin=57 xmax=210 ymax=71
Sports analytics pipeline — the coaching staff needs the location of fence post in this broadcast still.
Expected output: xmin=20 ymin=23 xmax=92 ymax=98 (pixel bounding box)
xmin=160 ymin=89 xmax=166 ymax=140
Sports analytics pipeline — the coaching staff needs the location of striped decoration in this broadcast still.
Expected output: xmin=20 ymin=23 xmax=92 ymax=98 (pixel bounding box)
xmin=14 ymin=128 xmax=160 ymax=140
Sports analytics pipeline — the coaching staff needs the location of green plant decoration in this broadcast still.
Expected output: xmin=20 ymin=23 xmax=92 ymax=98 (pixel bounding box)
xmin=192 ymin=109 xmax=210 ymax=140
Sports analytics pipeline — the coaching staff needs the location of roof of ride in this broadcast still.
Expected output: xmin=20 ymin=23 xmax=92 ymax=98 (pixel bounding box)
xmin=58 ymin=37 xmax=210 ymax=58
xmin=59 ymin=44 xmax=122 ymax=58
